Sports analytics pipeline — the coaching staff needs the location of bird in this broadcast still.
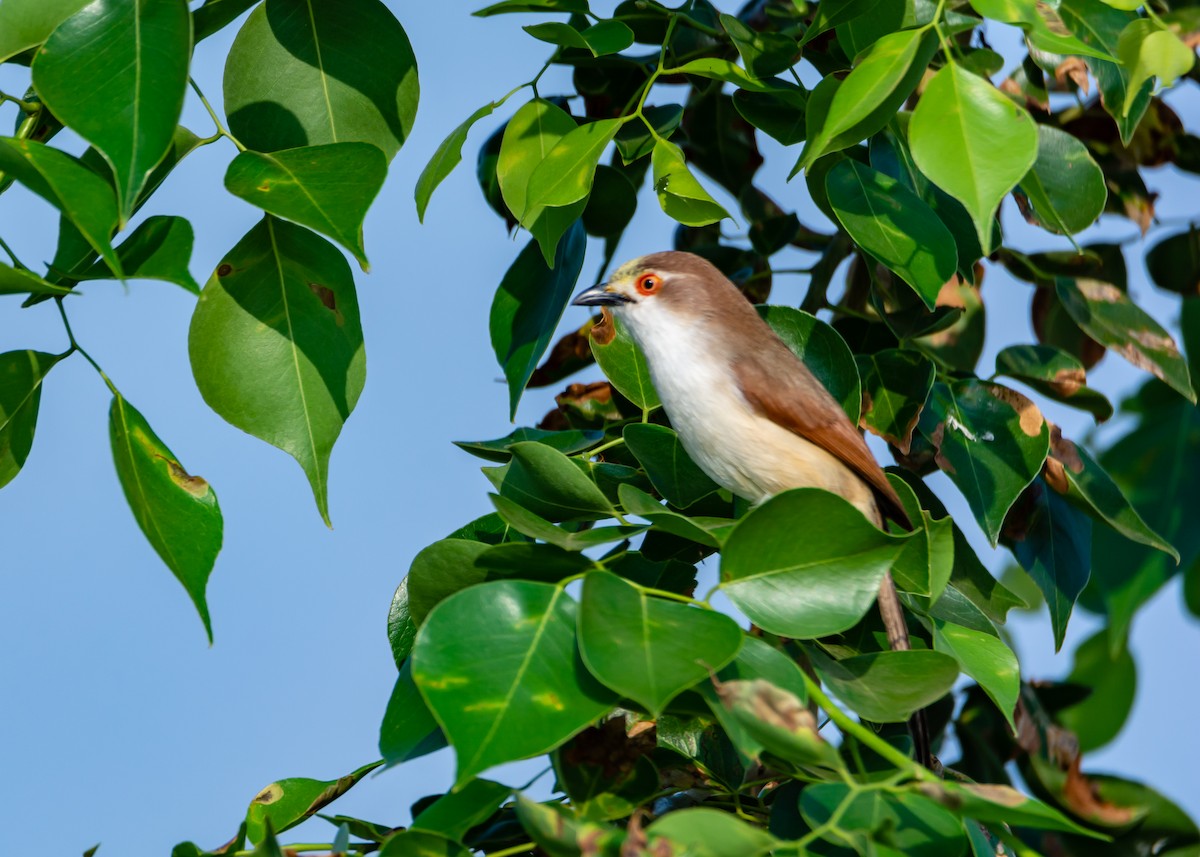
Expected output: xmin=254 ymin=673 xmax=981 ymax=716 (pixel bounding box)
xmin=572 ymin=250 xmax=932 ymax=766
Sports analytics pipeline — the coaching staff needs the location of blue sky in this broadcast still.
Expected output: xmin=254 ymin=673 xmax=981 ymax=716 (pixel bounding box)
xmin=0 ymin=4 xmax=1197 ymax=854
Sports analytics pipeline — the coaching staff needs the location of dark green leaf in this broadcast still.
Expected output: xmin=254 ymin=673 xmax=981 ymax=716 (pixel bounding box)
xmin=651 ymin=138 xmax=730 ymax=227
xmin=388 ymin=579 xmax=416 ymax=668
xmin=523 ymin=20 xmax=634 ymax=55
xmin=491 ymin=494 xmax=645 ymax=550
xmin=0 ymin=139 xmax=121 ymax=274
xmin=932 ymin=618 xmax=1019 ymax=727
xmin=1088 ymin=57 xmax=1153 ymax=145
xmin=379 ymin=661 xmax=447 ymax=766
xmin=1146 ymin=227 xmax=1200 ymax=296
xmin=918 ymin=779 xmax=1105 ymax=837
xmin=0 ymin=264 xmax=72 ymax=297
xmin=225 ymin=144 xmax=387 ymax=269
xmin=646 ymin=808 xmax=777 ymax=857
xmin=474 ymin=0 xmax=588 ymax=15
xmin=411 ymin=580 xmax=615 ymax=784
xmin=246 ymin=761 xmax=382 ymax=844
xmin=622 ymin=424 xmax=718 ymax=509
xmin=618 ymin=484 xmax=731 ymax=548
xmin=77 ymin=215 xmax=200 ymax=293
xmin=416 ymin=101 xmax=499 ymax=222
xmin=1056 ymin=278 xmax=1195 ymax=402
xmin=110 ymin=395 xmax=223 ymax=643
xmin=497 ymin=441 xmax=614 ymax=522
xmin=32 ymin=0 xmax=191 ymax=224
xmin=827 ymin=159 xmax=957 ymax=309
xmin=721 ymin=489 xmax=907 ymax=638
xmin=923 ymin=380 xmax=1050 ymax=545
xmin=1018 ymin=126 xmax=1107 ymax=236
xmin=801 ymin=0 xmax=888 ymax=43
xmin=614 ymin=104 xmax=683 ymax=163
xmin=411 ymin=778 xmax=511 ymax=840
xmin=732 ymin=85 xmax=807 ymax=146
xmin=669 ymin=58 xmax=793 ymax=93
xmin=1057 ymin=628 xmax=1135 ymax=752
xmin=910 ymin=63 xmax=1038 ymax=253
xmin=454 ymin=427 xmax=603 ymax=463
xmin=813 ymin=648 xmax=958 ymax=722
xmin=406 ymin=539 xmax=490 ymax=623
xmin=193 ymin=0 xmax=261 ymax=41
xmin=719 ymin=13 xmax=797 ymax=78
xmin=0 ymin=350 xmax=62 ymax=488
xmin=757 ymin=306 xmax=861 ymax=421
xmin=582 ymin=165 xmax=637 ymax=237
xmin=801 ymin=786 xmax=967 ymax=856
xmin=993 ymin=344 xmax=1113 ymax=422
xmin=490 ymin=224 xmax=586 ymax=418
xmin=189 ymin=218 xmax=365 ymax=525
xmin=888 ymin=473 xmax=953 ymax=600
xmin=589 ymin=315 xmax=660 ymax=411
xmin=224 ymin=0 xmax=418 ymax=160
xmin=856 ymin=349 xmax=935 ymax=453
xmin=578 ymin=571 xmax=742 ymax=715
xmin=378 ymin=831 xmax=471 ymax=857
xmin=0 ymin=0 xmax=90 ymax=62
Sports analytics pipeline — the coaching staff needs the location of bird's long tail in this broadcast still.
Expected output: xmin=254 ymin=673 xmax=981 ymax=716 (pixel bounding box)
xmin=877 ymin=571 xmax=934 ymax=769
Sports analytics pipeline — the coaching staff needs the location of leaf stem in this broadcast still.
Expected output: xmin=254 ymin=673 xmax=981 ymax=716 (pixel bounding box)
xmin=484 ymin=842 xmax=536 ymax=857
xmin=188 ymin=77 xmax=246 ymax=152
xmin=0 ymin=90 xmax=38 ymax=112
xmin=587 ymin=436 xmax=626 ymax=457
xmin=56 ymin=299 xmax=119 ymax=396
xmin=0 ymin=233 xmax=26 ymax=268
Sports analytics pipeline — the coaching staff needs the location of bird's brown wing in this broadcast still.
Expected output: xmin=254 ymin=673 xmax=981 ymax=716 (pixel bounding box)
xmin=733 ymin=351 xmax=912 ymax=529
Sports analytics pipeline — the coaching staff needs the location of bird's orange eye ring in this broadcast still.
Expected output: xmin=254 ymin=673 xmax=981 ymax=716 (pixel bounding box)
xmin=636 ymin=273 xmax=662 ymax=295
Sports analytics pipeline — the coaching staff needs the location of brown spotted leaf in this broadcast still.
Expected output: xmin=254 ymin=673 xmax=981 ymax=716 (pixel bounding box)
xmin=855 ymin=348 xmax=935 ymax=453
xmin=245 ymin=761 xmax=382 ymax=844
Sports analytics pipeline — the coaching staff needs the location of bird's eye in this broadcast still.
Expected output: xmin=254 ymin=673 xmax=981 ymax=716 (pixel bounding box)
xmin=636 ymin=273 xmax=662 ymax=294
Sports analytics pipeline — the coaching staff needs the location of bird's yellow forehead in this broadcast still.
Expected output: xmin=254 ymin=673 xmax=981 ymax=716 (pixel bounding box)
xmin=611 ymin=258 xmax=648 ymax=282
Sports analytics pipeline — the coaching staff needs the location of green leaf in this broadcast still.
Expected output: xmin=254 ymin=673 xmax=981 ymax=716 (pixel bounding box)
xmin=1010 ymin=478 xmax=1092 ymax=651
xmin=388 ymin=579 xmax=416 ymax=668
xmin=924 ymin=380 xmax=1050 ymax=545
xmin=378 ymin=831 xmax=471 ymax=857
xmin=918 ymin=780 xmax=1106 ymax=837
xmin=406 ymin=539 xmax=490 ymax=623
xmin=1089 ymin=58 xmax=1153 ymax=145
xmin=651 ymin=138 xmax=731 ymax=227
xmin=812 ymin=648 xmax=959 ymax=722
xmin=76 ymin=215 xmax=200 ymax=293
xmin=910 ymin=63 xmax=1038 ymax=254
xmin=618 ymin=484 xmax=732 ymax=549
xmin=523 ymin=20 xmax=634 ymax=55
xmin=193 ymin=0 xmax=261 ymax=41
xmin=0 ymin=264 xmax=73 ymax=297
xmin=1057 ymin=628 xmax=1136 ymax=751
xmin=577 ymin=571 xmax=742 ymax=715
xmin=489 ymin=223 xmax=586 ymax=418
xmin=1053 ymin=436 xmax=1177 ymax=559
xmin=615 ymin=104 xmax=683 ymax=163
xmin=188 ymin=218 xmax=365 ymax=525
xmin=646 ymin=808 xmax=777 ymax=857
xmin=721 ymin=489 xmax=908 ymax=638
xmin=0 ymin=139 xmax=121 ymax=275
xmin=582 ymin=165 xmax=638 ymax=237
xmin=800 ymin=28 xmax=936 ymax=169
xmin=32 ymin=0 xmax=191 ymax=225
xmin=932 ymin=618 xmax=1019 ymax=727
xmin=1117 ymin=19 xmax=1195 ymax=117
xmin=802 ymin=0 xmax=889 ymax=42
xmin=589 ymin=315 xmax=660 ymax=411
xmin=719 ymin=13 xmax=797 ymax=78
xmin=1146 ymin=227 xmax=1200 ymax=295
xmin=474 ymin=0 xmax=589 ymax=16
xmin=225 ymin=144 xmax=387 ymax=269
xmin=972 ymin=0 xmax=1117 ymax=59
xmin=1018 ymin=127 xmax=1107 ymax=236
xmin=622 ymin=424 xmax=719 ymax=509
xmin=826 ymin=159 xmax=958 ymax=309
xmin=801 ymin=786 xmax=967 ymax=856
xmin=246 ymin=761 xmax=382 ymax=844
xmin=491 ymin=494 xmax=644 ymax=550
xmin=411 ymin=778 xmax=512 ymax=840
xmin=411 ymin=580 xmax=615 ymax=784
xmin=1057 ymin=278 xmax=1195 ymax=401
xmin=993 ymin=344 xmax=1113 ymax=422
xmin=0 ymin=0 xmax=90 ymax=64
xmin=454 ymin=427 xmax=603 ymax=463
xmin=732 ymin=84 xmax=808 ymax=146
xmin=416 ymin=101 xmax=498 ymax=222
xmin=757 ymin=306 xmax=862 ymax=422
xmin=856 ymin=349 xmax=935 ymax=453
xmin=224 ymin=0 xmax=418 ymax=160
xmin=0 ymin=350 xmax=62 ymax=489
xmin=109 ymin=395 xmax=222 ymax=643
xmin=524 ymin=118 xmax=621 ymax=212
xmin=498 ymin=99 xmax=577 ymax=226
xmin=379 ymin=661 xmax=447 ymax=767
xmin=669 ymin=58 xmax=793 ymax=93
xmin=888 ymin=474 xmax=954 ymax=600
xmin=496 ymin=441 xmax=615 ymax=522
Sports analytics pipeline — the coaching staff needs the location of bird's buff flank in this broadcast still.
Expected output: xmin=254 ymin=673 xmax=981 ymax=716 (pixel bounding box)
xmin=573 ymin=250 xmax=932 ymax=767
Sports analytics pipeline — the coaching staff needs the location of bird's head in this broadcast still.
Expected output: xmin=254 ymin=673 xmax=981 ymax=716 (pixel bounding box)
xmin=571 ymin=251 xmax=740 ymax=342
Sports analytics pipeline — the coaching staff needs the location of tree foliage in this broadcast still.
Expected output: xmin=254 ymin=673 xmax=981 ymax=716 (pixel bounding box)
xmin=2 ymin=0 xmax=1199 ymax=855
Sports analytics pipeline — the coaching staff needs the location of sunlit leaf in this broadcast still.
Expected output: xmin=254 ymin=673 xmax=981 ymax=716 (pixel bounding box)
xmin=651 ymin=139 xmax=730 ymax=226
xmin=0 ymin=0 xmax=90 ymax=63
xmin=932 ymin=618 xmax=1019 ymax=727
xmin=812 ymin=648 xmax=959 ymax=722
xmin=245 ymin=761 xmax=382 ymax=844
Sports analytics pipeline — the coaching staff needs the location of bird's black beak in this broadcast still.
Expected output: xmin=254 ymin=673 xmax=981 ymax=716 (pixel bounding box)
xmin=572 ymin=283 xmax=631 ymax=306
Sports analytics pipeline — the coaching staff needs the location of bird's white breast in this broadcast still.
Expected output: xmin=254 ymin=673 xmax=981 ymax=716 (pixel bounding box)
xmin=619 ymin=302 xmax=876 ymax=516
